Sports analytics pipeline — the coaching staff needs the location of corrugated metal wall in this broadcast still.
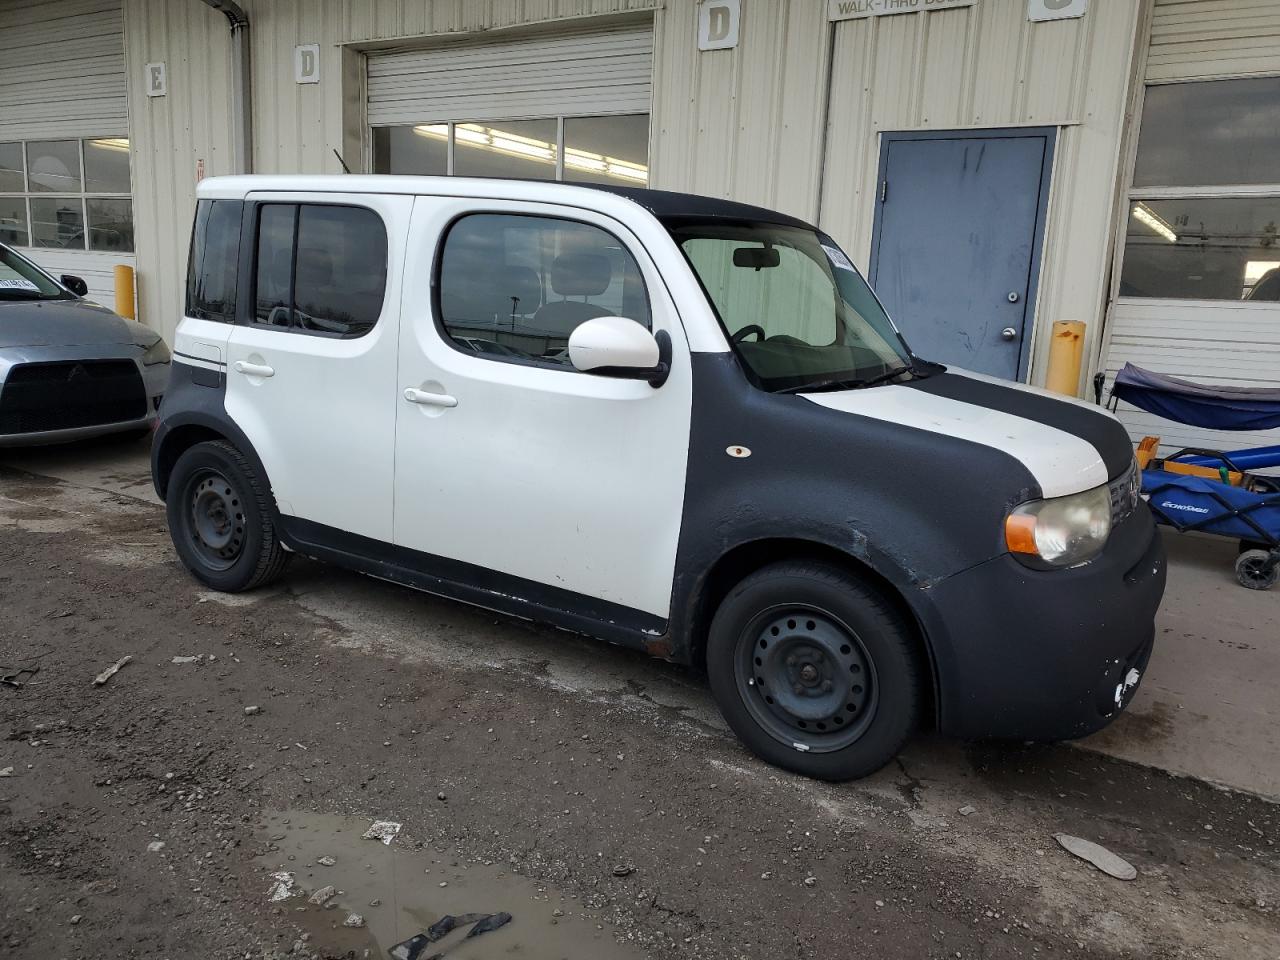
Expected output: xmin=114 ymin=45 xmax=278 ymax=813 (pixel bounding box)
xmin=1147 ymin=0 xmax=1280 ymax=81
xmin=1101 ymin=0 xmax=1280 ymax=453
xmin=818 ymin=1 xmax=1142 ymax=389
xmin=124 ymin=0 xmax=237 ymax=337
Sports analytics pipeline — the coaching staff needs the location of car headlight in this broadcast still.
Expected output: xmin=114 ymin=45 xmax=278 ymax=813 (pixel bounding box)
xmin=1005 ymin=484 xmax=1112 ymax=568
xmin=142 ymin=337 xmax=171 ymax=366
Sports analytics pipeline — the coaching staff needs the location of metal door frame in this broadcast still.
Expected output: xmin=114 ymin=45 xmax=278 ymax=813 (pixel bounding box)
xmin=868 ymin=126 xmax=1057 ymax=383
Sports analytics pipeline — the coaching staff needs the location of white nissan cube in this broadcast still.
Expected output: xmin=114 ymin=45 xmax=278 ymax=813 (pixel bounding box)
xmin=154 ymin=175 xmax=1165 ymax=781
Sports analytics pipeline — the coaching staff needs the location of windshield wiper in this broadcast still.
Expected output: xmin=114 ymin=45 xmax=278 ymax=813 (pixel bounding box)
xmin=0 ymin=290 xmax=50 ymax=301
xmin=775 ymin=364 xmax=914 ymax=395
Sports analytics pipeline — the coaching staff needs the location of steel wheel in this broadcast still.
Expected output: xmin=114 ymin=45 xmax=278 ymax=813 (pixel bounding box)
xmin=186 ymin=469 xmax=246 ymax=571
xmin=734 ymin=604 xmax=878 ymax=753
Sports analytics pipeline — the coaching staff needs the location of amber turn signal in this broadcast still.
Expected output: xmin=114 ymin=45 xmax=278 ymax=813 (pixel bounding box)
xmin=1005 ymin=513 xmax=1040 ymax=556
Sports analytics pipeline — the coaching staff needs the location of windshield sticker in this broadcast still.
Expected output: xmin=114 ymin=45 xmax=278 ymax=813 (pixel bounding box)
xmin=822 ymin=244 xmax=856 ymax=273
xmin=0 ymin=278 xmax=41 ymax=291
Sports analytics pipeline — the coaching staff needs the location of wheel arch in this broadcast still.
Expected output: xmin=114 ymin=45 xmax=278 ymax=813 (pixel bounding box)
xmin=686 ymin=537 xmax=940 ymax=729
xmin=152 ymin=413 xmax=274 ymax=507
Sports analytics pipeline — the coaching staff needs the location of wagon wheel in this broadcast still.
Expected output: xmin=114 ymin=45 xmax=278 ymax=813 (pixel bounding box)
xmin=1235 ymin=549 xmax=1279 ymax=591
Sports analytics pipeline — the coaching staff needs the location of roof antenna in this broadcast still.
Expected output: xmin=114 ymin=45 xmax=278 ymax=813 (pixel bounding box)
xmin=332 ymin=148 xmax=352 ymax=174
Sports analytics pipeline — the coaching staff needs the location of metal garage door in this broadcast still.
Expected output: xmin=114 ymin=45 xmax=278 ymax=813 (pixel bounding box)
xmin=366 ymin=22 xmax=654 ymax=126
xmin=0 ymin=0 xmax=127 ymax=141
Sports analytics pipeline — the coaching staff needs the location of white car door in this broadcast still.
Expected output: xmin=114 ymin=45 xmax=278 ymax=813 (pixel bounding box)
xmin=393 ymin=197 xmax=693 ymax=621
xmin=223 ymin=192 xmax=410 ymax=544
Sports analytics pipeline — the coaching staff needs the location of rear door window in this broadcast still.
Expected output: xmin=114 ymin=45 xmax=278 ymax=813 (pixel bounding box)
xmin=187 ymin=199 xmax=243 ymax=322
xmin=249 ymin=202 xmax=388 ymax=337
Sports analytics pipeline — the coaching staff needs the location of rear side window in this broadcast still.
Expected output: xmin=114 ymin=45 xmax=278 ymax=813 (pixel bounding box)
xmin=436 ymin=213 xmax=650 ymax=368
xmin=251 ymin=203 xmax=388 ymax=337
xmin=186 ymin=199 xmax=242 ymax=322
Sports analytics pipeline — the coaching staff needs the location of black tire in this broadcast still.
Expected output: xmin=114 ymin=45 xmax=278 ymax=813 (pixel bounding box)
xmin=706 ymin=561 xmax=921 ymax=781
xmin=1235 ymin=549 xmax=1278 ymax=591
xmin=166 ymin=440 xmax=289 ymax=592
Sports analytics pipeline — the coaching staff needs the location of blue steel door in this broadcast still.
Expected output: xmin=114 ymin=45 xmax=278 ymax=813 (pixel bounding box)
xmin=869 ymin=131 xmax=1054 ymax=380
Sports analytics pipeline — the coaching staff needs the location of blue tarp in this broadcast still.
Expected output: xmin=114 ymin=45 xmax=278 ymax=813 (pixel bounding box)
xmin=1113 ymin=363 xmax=1280 ymax=431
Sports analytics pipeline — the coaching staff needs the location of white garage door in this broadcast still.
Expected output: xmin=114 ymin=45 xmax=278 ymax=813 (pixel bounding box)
xmin=367 ymin=22 xmax=654 ymax=126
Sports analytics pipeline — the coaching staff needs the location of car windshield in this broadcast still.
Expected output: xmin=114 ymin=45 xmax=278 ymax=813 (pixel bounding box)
xmin=667 ymin=219 xmax=915 ymax=392
xmin=0 ymin=245 xmax=69 ymax=302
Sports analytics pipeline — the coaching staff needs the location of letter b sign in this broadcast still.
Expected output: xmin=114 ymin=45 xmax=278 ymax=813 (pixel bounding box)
xmin=1028 ymin=0 xmax=1088 ymax=21
xmin=698 ymin=0 xmax=741 ymax=51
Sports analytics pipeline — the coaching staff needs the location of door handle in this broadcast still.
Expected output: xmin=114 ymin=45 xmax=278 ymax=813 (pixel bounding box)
xmin=403 ymin=387 xmax=458 ymax=408
xmin=1001 ymin=327 xmax=1018 ymax=341
xmin=233 ymin=360 xmax=275 ymax=378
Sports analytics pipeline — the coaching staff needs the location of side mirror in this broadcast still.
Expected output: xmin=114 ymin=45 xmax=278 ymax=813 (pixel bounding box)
xmin=568 ymin=316 xmax=671 ymax=387
xmin=60 ymin=274 xmax=89 ymax=297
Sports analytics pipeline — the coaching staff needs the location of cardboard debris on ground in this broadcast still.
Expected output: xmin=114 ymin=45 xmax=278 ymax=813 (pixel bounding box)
xmin=93 ymin=656 xmax=132 ymax=687
xmin=361 ymin=820 xmax=402 ymax=845
xmin=1054 ymin=833 xmax=1138 ymax=881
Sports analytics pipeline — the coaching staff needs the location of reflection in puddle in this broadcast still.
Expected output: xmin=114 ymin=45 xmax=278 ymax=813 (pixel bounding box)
xmin=256 ymin=811 xmax=648 ymax=959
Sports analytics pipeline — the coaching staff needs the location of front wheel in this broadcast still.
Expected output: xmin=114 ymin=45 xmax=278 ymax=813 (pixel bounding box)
xmin=706 ymin=561 xmax=921 ymax=781
xmin=166 ymin=440 xmax=289 ymax=592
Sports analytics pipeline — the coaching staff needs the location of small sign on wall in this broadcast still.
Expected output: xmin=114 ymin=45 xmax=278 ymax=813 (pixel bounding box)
xmin=1028 ymin=0 xmax=1087 ymax=21
xmin=828 ymin=0 xmax=974 ymax=21
xmin=145 ymin=62 xmax=167 ymax=97
xmin=294 ymin=43 xmax=320 ymax=83
xmin=698 ymin=0 xmax=740 ymax=51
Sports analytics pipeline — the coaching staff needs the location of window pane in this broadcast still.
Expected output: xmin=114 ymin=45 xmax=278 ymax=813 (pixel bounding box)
xmin=84 ymin=138 xmax=131 ymax=192
xmin=0 ymin=142 xmax=23 ymax=192
xmin=563 ymin=115 xmax=649 ymax=186
xmin=452 ymin=119 xmax=558 ymax=180
xmin=29 ymin=197 xmax=85 ymax=248
xmin=372 ymin=125 xmax=447 ymax=175
xmin=293 ymin=204 xmax=387 ymax=337
xmin=187 ymin=199 xmax=242 ymax=322
xmin=254 ymin=204 xmax=295 ymax=325
xmin=87 ymin=197 xmax=133 ymax=252
xmin=1134 ymin=78 xmax=1280 ymax=188
xmin=0 ymin=197 xmax=27 ymax=246
xmin=438 ymin=213 xmax=650 ymax=365
xmin=26 ymin=140 xmax=82 ymax=193
xmin=1120 ymin=197 xmax=1280 ymax=300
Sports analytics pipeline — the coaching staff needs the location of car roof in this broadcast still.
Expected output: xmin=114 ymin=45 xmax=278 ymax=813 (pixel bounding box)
xmin=195 ymin=175 xmax=815 ymax=230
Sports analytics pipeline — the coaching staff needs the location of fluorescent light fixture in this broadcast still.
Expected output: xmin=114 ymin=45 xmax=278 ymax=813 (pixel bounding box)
xmin=1244 ymin=260 xmax=1280 ymax=283
xmin=409 ymin=121 xmax=649 ymax=184
xmin=89 ymin=138 xmax=130 ymax=152
xmin=1131 ymin=202 xmax=1178 ymax=243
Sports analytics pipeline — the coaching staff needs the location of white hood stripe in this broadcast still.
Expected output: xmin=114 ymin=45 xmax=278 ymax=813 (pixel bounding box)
xmin=802 ymin=383 xmax=1109 ymax=499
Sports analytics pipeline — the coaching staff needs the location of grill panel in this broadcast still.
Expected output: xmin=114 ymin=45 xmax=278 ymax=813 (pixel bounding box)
xmin=0 ymin=360 xmax=147 ymax=435
xmin=1109 ymin=459 xmax=1140 ymax=526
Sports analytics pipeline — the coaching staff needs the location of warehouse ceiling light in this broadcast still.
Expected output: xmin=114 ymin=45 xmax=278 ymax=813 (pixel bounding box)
xmin=1131 ymin=202 xmax=1178 ymax=243
xmin=412 ymin=122 xmax=649 ymax=183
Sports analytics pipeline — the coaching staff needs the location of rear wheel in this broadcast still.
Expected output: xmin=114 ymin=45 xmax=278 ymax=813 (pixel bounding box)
xmin=706 ymin=561 xmax=921 ymax=781
xmin=1235 ymin=549 xmax=1278 ymax=591
xmin=166 ymin=440 xmax=289 ymax=592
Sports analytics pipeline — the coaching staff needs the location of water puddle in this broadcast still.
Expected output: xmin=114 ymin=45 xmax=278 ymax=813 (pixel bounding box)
xmin=256 ymin=810 xmax=648 ymax=959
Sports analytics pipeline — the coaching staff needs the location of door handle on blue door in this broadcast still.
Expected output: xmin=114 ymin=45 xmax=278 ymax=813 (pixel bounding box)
xmin=233 ymin=360 xmax=275 ymax=378
xmin=403 ymin=387 xmax=458 ymax=408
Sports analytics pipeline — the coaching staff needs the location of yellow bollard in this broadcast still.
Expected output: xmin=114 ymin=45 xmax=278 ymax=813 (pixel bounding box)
xmin=1045 ymin=320 xmax=1086 ymax=397
xmin=113 ymin=264 xmax=136 ymax=321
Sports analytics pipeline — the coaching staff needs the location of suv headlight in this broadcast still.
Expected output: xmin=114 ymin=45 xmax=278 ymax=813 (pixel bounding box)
xmin=142 ymin=337 xmax=171 ymax=366
xmin=1005 ymin=484 xmax=1112 ymax=568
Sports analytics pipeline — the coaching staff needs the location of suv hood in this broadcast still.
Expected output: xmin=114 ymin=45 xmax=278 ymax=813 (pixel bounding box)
xmin=802 ymin=368 xmax=1133 ymax=499
xmin=0 ymin=297 xmax=149 ymax=349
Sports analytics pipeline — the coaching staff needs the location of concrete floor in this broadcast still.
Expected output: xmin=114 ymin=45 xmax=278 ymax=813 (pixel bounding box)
xmin=4 ymin=435 xmax=1278 ymax=799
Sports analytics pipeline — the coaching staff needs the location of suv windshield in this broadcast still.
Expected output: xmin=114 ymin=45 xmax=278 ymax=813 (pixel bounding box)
xmin=0 ymin=245 xmax=70 ymax=302
xmin=668 ymin=219 xmax=916 ymax=392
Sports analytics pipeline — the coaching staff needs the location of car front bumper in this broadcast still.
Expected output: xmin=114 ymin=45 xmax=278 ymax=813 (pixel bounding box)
xmin=923 ymin=504 xmax=1167 ymax=742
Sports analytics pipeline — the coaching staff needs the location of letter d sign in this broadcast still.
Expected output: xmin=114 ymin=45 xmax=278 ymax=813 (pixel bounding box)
xmin=698 ymin=0 xmax=741 ymax=51
xmin=1028 ymin=0 xmax=1088 ymax=21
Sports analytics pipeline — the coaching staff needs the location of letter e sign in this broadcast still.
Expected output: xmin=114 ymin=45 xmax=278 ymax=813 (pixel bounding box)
xmin=698 ymin=0 xmax=740 ymax=51
xmin=145 ymin=62 xmax=167 ymax=97
xmin=1028 ymin=0 xmax=1088 ymax=21
xmin=294 ymin=44 xmax=320 ymax=84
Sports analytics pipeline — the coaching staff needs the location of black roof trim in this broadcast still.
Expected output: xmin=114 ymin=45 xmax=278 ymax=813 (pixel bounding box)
xmin=579 ymin=184 xmax=817 ymax=230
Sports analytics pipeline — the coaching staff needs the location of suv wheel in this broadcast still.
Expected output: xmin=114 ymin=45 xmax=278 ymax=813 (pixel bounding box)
xmin=707 ymin=561 xmax=921 ymax=781
xmin=166 ymin=440 xmax=289 ymax=592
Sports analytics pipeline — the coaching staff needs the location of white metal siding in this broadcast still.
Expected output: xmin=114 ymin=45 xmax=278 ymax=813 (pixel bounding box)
xmin=1147 ymin=0 xmax=1280 ymax=82
xmin=818 ymin=2 xmax=1142 ymax=391
xmin=367 ymin=24 xmax=653 ymax=125
xmin=0 ymin=0 xmax=128 ymax=141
